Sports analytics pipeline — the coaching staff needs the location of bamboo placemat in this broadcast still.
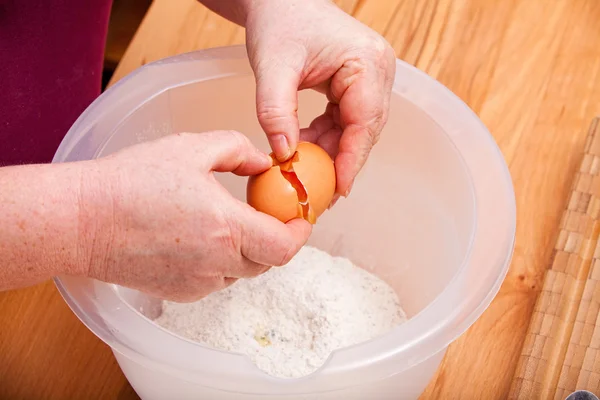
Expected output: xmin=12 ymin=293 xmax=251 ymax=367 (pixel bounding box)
xmin=509 ymin=118 xmax=600 ymax=400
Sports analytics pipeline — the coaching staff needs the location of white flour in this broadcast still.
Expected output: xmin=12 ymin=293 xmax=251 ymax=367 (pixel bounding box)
xmin=154 ymin=246 xmax=406 ymax=378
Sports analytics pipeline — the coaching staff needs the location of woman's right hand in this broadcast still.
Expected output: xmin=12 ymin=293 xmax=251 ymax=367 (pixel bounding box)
xmin=78 ymin=130 xmax=311 ymax=302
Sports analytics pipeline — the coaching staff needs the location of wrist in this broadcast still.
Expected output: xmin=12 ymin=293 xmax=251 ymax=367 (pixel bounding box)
xmin=42 ymin=162 xmax=91 ymax=278
xmin=0 ymin=162 xmax=87 ymax=289
xmin=75 ymin=159 xmax=119 ymax=282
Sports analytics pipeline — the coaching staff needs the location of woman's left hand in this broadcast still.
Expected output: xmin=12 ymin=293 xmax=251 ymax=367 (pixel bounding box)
xmin=244 ymin=0 xmax=396 ymax=200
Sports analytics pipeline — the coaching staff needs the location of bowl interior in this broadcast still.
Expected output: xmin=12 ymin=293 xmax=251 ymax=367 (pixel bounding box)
xmin=96 ymin=74 xmax=476 ymax=320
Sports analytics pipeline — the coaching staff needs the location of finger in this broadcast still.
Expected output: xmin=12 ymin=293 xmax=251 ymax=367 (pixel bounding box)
xmin=331 ymin=103 xmax=342 ymax=126
xmin=334 ymin=124 xmax=371 ymax=196
xmin=300 ymin=104 xmax=342 ymax=159
xmin=254 ymin=62 xmax=301 ymax=162
xmin=200 ymin=130 xmax=272 ymax=176
xmin=170 ymin=277 xmax=227 ymax=303
xmin=299 ymin=127 xmax=319 ymax=144
xmin=300 ymin=106 xmax=335 ymax=144
xmin=308 ymin=79 xmax=332 ymax=96
xmin=227 ymin=258 xmax=271 ymax=279
xmin=239 ymin=207 xmax=312 ymax=266
xmin=301 ymin=123 xmax=342 ymax=160
xmin=332 ymin=61 xmax=387 ymax=196
xmin=315 ymin=127 xmax=343 ymax=159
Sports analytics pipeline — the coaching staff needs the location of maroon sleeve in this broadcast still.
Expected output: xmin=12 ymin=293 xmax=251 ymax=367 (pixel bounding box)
xmin=0 ymin=0 xmax=113 ymax=166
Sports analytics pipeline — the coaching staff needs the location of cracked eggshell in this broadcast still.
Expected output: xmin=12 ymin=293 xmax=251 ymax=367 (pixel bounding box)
xmin=292 ymin=142 xmax=336 ymax=219
xmin=246 ymin=142 xmax=336 ymax=224
xmin=246 ymin=161 xmax=301 ymax=224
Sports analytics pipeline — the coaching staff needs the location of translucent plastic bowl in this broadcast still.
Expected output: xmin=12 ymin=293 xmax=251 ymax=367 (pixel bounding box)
xmin=52 ymin=45 xmax=516 ymax=399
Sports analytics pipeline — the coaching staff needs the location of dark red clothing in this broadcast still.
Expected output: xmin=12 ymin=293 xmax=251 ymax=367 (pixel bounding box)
xmin=0 ymin=0 xmax=113 ymax=166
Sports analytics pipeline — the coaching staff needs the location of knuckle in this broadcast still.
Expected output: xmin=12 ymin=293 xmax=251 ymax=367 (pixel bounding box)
xmin=384 ymin=43 xmax=396 ymax=61
xmin=368 ymin=115 xmax=384 ymax=145
xmin=358 ymin=138 xmax=374 ymax=162
xmin=356 ymin=108 xmax=385 ymax=145
xmin=217 ymin=130 xmax=247 ymax=148
xmin=343 ymin=57 xmax=369 ymax=75
xmin=227 ymin=130 xmax=250 ymax=153
xmin=256 ymin=105 xmax=297 ymax=134
xmin=373 ymin=35 xmax=393 ymax=59
xmin=220 ymin=212 xmax=242 ymax=253
xmin=254 ymin=45 xmax=305 ymax=75
xmin=372 ymin=130 xmax=382 ymax=145
xmin=355 ymin=33 xmax=391 ymax=58
xmin=225 ymin=129 xmax=247 ymax=142
xmin=371 ymin=35 xmax=387 ymax=55
xmin=380 ymin=103 xmax=390 ymax=128
xmin=383 ymin=46 xmax=396 ymax=74
xmin=350 ymin=120 xmax=382 ymax=149
xmin=207 ymin=209 xmax=242 ymax=264
xmin=358 ymin=34 xmax=395 ymax=71
xmin=257 ymin=103 xmax=290 ymax=124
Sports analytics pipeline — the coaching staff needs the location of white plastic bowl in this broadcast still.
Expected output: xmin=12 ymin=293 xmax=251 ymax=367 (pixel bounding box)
xmin=52 ymin=45 xmax=516 ymax=399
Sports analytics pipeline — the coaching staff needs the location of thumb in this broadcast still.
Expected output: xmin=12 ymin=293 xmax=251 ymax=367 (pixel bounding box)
xmin=199 ymin=130 xmax=272 ymax=176
xmin=254 ymin=63 xmax=301 ymax=162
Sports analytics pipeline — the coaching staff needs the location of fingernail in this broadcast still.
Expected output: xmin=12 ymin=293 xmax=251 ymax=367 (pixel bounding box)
xmin=253 ymin=147 xmax=274 ymax=169
xmin=328 ymin=193 xmax=341 ymax=209
xmin=269 ymin=134 xmax=291 ymax=161
xmin=263 ymin=152 xmax=275 ymax=166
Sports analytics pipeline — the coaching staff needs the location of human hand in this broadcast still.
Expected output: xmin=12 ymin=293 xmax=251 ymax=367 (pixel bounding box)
xmin=244 ymin=0 xmax=396 ymax=199
xmin=79 ymin=131 xmax=311 ymax=302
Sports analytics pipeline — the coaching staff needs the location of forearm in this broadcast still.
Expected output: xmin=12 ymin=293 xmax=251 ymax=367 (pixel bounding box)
xmin=0 ymin=163 xmax=86 ymax=290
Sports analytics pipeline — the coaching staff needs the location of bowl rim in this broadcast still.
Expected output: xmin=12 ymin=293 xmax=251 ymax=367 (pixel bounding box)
xmin=53 ymin=44 xmax=516 ymax=394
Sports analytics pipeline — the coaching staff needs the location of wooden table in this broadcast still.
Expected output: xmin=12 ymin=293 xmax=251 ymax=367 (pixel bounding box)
xmin=2 ymin=0 xmax=599 ymax=398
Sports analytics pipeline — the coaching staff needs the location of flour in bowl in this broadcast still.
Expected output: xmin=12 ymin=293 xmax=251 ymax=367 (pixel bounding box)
xmin=153 ymin=245 xmax=406 ymax=378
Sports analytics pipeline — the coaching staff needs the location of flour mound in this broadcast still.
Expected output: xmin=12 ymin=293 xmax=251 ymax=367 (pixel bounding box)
xmin=154 ymin=245 xmax=406 ymax=378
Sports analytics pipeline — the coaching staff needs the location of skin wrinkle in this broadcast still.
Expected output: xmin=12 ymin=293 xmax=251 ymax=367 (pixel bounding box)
xmin=330 ymin=59 xmax=367 ymax=104
xmin=101 ymin=176 xmax=118 ymax=277
xmin=222 ymin=209 xmax=244 ymax=274
xmin=255 ymin=105 xmax=299 ymax=130
xmin=219 ymin=130 xmax=248 ymax=172
xmin=77 ymin=166 xmax=90 ymax=278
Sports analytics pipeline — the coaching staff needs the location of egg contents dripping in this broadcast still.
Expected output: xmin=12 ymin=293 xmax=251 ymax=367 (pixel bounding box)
xmin=272 ymin=152 xmax=316 ymax=224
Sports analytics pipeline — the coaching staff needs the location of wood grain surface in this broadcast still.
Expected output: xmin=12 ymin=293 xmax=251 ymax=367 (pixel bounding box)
xmin=1 ymin=0 xmax=600 ymax=399
xmin=509 ymin=119 xmax=600 ymax=400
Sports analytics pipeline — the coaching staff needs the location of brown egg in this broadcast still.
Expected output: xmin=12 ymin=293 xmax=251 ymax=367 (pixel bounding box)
xmin=246 ymin=142 xmax=336 ymax=224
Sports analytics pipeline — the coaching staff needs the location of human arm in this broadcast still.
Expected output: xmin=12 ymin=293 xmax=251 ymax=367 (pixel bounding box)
xmin=0 ymin=131 xmax=311 ymax=301
xmin=198 ymin=0 xmax=396 ymax=200
xmin=0 ymin=163 xmax=86 ymax=289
